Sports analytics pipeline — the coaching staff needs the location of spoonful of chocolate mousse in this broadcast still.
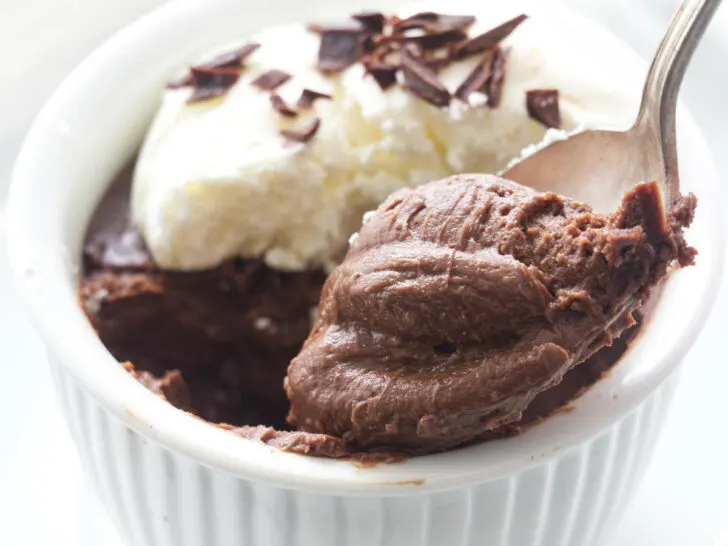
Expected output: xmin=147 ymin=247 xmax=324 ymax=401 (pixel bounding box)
xmin=284 ymin=0 xmax=716 ymax=454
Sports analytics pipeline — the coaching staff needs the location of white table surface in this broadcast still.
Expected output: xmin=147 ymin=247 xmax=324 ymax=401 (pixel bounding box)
xmin=1 ymin=1 xmax=727 ymax=544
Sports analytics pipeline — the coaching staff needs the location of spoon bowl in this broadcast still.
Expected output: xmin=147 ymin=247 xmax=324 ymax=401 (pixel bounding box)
xmin=504 ymin=0 xmax=721 ymax=209
xmin=504 ymin=127 xmax=661 ymax=212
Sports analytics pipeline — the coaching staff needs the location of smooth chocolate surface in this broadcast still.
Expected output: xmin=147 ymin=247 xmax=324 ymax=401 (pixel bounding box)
xmin=286 ymin=174 xmax=695 ymax=453
xmin=81 ymin=167 xmax=664 ymax=458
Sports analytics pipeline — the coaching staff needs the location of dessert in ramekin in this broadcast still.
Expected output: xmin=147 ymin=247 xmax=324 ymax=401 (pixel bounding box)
xmin=6 ymin=0 xmax=723 ymax=544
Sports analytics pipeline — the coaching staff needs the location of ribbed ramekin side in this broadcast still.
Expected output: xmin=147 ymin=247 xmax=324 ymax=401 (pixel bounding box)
xmin=589 ymin=374 xmax=678 ymax=544
xmin=51 ymin=354 xmax=138 ymax=546
xmin=48 ymin=352 xmax=678 ymax=546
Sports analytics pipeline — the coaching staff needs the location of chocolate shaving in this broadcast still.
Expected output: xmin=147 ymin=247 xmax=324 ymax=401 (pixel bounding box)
xmin=453 ymin=14 xmax=527 ymax=59
xmin=526 ymin=89 xmax=561 ymax=128
xmin=487 ymin=46 xmax=508 ymax=107
xmin=315 ymin=26 xmax=368 ymax=73
xmin=297 ymin=88 xmax=332 ymax=109
xmin=166 ymin=43 xmax=259 ymax=91
xmin=362 ymin=34 xmax=377 ymax=54
xmin=394 ymin=12 xmax=476 ymax=34
xmin=421 ymin=47 xmax=453 ymax=73
xmin=403 ymin=29 xmax=467 ymax=50
xmin=270 ymin=94 xmax=298 ymax=117
xmin=454 ymin=51 xmax=493 ymax=101
xmin=365 ymin=39 xmax=407 ymax=68
xmin=401 ymin=49 xmax=451 ymax=107
xmin=200 ymin=43 xmax=261 ymax=70
xmin=251 ymin=69 xmax=291 ymax=91
xmin=423 ymin=57 xmax=451 ymax=74
xmin=188 ymin=67 xmax=241 ymax=102
xmin=281 ymin=117 xmax=321 ymax=143
xmin=352 ymin=12 xmax=386 ymax=34
xmin=363 ymin=61 xmax=398 ymax=90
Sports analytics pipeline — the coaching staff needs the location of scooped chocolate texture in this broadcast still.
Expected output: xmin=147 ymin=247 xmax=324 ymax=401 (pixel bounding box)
xmin=285 ymin=174 xmax=696 ymax=454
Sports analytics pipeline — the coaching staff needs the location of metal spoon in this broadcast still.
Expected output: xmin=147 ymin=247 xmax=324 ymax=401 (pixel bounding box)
xmin=503 ymin=0 xmax=721 ymax=210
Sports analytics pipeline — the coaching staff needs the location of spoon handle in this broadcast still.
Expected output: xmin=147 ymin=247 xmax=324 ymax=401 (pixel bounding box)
xmin=635 ymin=0 xmax=721 ymax=200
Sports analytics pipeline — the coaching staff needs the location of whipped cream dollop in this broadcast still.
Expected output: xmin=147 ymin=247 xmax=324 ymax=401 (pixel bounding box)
xmin=132 ymin=0 xmax=640 ymax=272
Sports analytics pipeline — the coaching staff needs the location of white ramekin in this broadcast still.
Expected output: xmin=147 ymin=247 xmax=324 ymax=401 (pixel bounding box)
xmin=6 ymin=0 xmax=724 ymax=545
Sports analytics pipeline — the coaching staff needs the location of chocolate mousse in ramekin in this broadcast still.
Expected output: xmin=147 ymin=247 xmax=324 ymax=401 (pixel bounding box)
xmin=6 ymin=0 xmax=723 ymax=545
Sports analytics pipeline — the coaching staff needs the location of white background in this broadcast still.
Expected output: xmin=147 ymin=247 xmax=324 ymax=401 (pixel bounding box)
xmin=0 ymin=1 xmax=726 ymax=544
